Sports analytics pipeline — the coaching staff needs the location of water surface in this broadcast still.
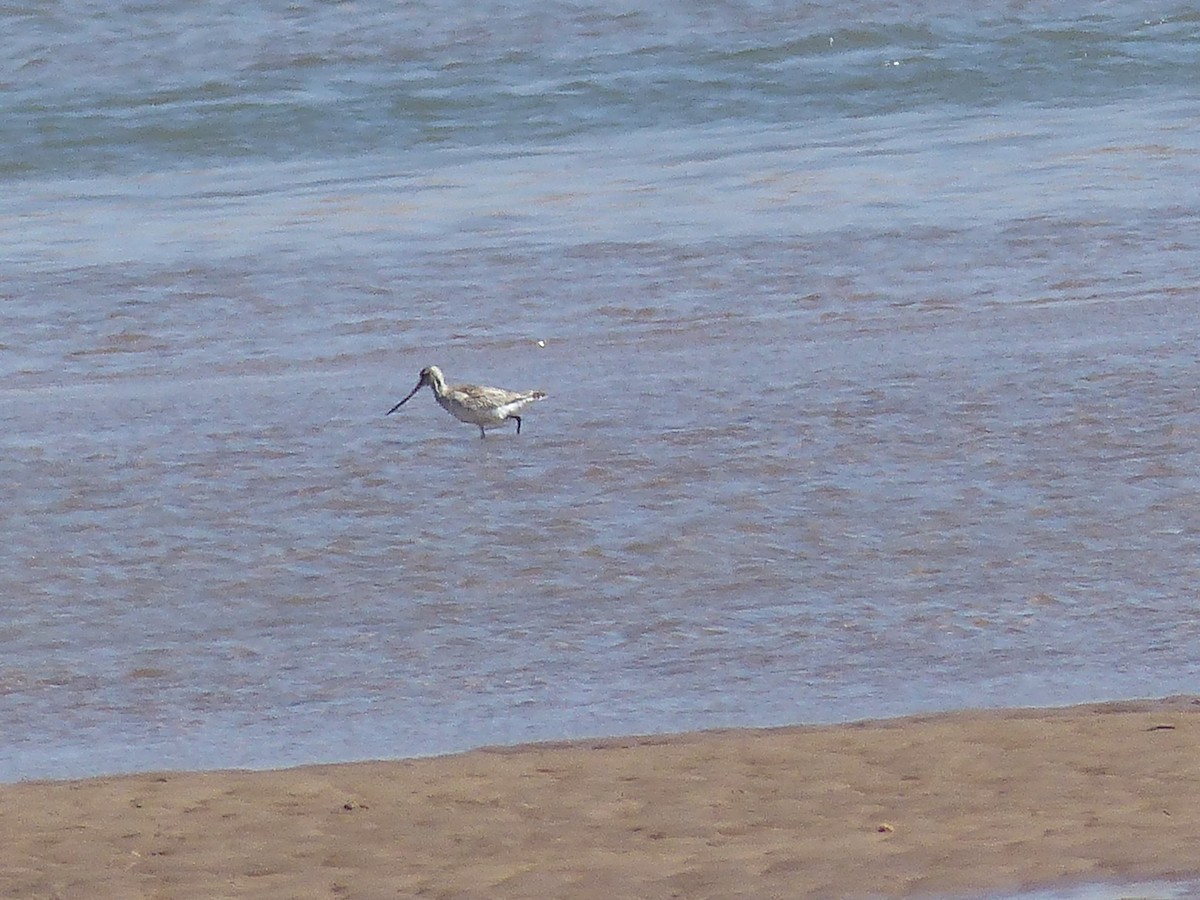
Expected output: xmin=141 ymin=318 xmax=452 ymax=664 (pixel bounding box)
xmin=2 ymin=1 xmax=1199 ymax=781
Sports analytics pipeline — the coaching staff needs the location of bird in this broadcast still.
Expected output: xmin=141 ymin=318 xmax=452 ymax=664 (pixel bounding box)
xmin=386 ymin=365 xmax=547 ymax=438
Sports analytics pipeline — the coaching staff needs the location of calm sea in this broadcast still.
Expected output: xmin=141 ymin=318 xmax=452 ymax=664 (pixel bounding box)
xmin=2 ymin=1 xmax=1199 ymax=782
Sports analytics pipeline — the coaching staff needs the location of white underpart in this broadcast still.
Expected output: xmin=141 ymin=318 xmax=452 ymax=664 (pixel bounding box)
xmin=437 ymin=392 xmax=541 ymax=429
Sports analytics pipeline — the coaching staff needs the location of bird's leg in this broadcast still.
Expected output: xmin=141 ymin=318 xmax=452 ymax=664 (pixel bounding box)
xmin=512 ymin=415 xmax=522 ymax=435
xmin=479 ymin=426 xmax=486 ymax=439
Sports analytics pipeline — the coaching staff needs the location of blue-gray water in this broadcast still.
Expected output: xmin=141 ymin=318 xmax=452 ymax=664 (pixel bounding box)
xmin=3 ymin=1 xmax=1200 ymax=783
xmin=991 ymin=879 xmax=1200 ymax=900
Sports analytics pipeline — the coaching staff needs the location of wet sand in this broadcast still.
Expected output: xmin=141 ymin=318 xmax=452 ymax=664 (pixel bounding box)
xmin=4 ymin=697 xmax=1200 ymax=899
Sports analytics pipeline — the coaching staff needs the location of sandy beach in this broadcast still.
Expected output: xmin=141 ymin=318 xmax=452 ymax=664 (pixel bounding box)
xmin=4 ymin=697 xmax=1200 ymax=899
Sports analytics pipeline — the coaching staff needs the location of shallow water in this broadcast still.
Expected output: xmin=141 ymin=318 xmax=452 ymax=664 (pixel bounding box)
xmin=3 ymin=1 xmax=1200 ymax=780
xmin=995 ymin=879 xmax=1200 ymax=900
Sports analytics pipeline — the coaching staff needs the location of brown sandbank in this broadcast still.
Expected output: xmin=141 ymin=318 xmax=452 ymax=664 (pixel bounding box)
xmin=4 ymin=697 xmax=1200 ymax=899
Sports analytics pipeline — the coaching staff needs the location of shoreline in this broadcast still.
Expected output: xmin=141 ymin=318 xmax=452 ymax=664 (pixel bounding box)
xmin=5 ymin=697 xmax=1200 ymax=898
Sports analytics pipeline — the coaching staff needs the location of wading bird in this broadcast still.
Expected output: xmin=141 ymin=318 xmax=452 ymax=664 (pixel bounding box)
xmin=386 ymin=365 xmax=547 ymax=438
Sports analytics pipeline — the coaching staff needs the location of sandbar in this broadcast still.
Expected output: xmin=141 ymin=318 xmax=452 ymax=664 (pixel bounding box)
xmin=4 ymin=697 xmax=1200 ymax=898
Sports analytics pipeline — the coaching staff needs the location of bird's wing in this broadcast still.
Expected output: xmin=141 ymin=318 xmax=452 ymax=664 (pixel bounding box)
xmin=447 ymin=384 xmax=520 ymax=411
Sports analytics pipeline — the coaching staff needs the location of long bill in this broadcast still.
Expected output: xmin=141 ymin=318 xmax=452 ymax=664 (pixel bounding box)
xmin=386 ymin=382 xmax=422 ymax=415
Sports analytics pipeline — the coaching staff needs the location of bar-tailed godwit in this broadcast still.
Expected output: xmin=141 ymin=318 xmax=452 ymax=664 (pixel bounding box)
xmin=386 ymin=365 xmax=547 ymax=438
